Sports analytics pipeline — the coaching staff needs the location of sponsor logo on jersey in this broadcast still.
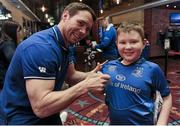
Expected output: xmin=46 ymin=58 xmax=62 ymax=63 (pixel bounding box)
xmin=111 ymin=82 xmax=141 ymax=94
xmin=116 ymin=74 xmax=126 ymax=81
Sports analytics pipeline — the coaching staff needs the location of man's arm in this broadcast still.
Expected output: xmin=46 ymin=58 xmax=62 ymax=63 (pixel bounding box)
xmin=65 ymin=63 xmax=88 ymax=85
xmin=156 ymin=93 xmax=172 ymax=125
xmin=65 ymin=62 xmax=104 ymax=86
xmin=26 ymin=68 xmax=109 ymax=118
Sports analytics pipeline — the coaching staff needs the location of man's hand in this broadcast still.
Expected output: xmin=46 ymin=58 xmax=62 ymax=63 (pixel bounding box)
xmin=82 ymin=71 xmax=110 ymax=92
xmin=91 ymin=60 xmax=108 ymax=73
xmin=80 ymin=60 xmax=110 ymax=93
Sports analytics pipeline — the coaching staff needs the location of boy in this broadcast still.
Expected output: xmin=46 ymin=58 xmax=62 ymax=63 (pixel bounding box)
xmin=101 ymin=22 xmax=172 ymax=125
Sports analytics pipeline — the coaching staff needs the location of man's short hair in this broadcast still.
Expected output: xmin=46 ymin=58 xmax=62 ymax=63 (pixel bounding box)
xmin=63 ymin=2 xmax=96 ymax=22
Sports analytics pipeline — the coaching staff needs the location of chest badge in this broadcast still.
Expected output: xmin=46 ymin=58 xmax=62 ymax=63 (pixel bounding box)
xmin=132 ymin=67 xmax=143 ymax=78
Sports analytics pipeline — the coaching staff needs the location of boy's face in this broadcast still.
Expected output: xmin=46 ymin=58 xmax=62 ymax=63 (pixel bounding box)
xmin=62 ymin=10 xmax=93 ymax=44
xmin=117 ymin=30 xmax=145 ymax=65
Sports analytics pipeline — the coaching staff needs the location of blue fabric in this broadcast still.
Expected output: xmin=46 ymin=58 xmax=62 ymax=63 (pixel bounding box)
xmin=68 ymin=44 xmax=77 ymax=64
xmin=101 ymin=58 xmax=170 ymax=125
xmin=95 ymin=25 xmax=118 ymax=60
xmin=0 ymin=25 xmax=68 ymax=124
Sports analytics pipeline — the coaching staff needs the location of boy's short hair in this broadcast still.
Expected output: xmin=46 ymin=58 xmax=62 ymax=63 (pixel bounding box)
xmin=63 ymin=2 xmax=96 ymax=22
xmin=117 ymin=21 xmax=144 ymax=40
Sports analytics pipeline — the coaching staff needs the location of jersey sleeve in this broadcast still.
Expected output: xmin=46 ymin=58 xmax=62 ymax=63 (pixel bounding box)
xmin=152 ymin=64 xmax=170 ymax=97
xmin=21 ymin=44 xmax=58 ymax=80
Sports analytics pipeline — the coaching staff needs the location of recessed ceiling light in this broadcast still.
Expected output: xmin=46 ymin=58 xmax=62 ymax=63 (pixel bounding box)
xmin=41 ymin=5 xmax=46 ymax=12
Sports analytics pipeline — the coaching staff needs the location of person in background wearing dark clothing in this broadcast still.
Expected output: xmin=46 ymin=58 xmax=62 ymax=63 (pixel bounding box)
xmin=92 ymin=16 xmax=119 ymax=61
xmin=0 ymin=21 xmax=21 ymax=89
xmin=0 ymin=2 xmax=110 ymax=125
xmin=142 ymin=33 xmax=150 ymax=60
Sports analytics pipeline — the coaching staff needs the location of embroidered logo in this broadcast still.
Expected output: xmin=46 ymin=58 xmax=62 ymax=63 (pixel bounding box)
xmin=116 ymin=74 xmax=126 ymax=81
xmin=107 ymin=66 xmax=116 ymax=72
xmin=132 ymin=67 xmax=143 ymax=77
xmin=38 ymin=67 xmax=46 ymax=73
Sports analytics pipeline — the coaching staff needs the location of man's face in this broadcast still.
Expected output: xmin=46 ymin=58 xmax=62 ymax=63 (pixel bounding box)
xmin=62 ymin=10 xmax=93 ymax=44
xmin=117 ymin=30 xmax=145 ymax=65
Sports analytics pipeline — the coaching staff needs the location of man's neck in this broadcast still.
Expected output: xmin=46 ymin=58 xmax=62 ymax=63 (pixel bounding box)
xmin=57 ymin=23 xmax=69 ymax=48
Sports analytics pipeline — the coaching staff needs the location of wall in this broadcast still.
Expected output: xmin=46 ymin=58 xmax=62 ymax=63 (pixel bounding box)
xmin=0 ymin=0 xmax=35 ymax=42
xmin=0 ymin=0 xmax=33 ymax=26
xmin=112 ymin=10 xmax=144 ymax=25
xmin=144 ymin=8 xmax=180 ymax=57
xmin=111 ymin=7 xmax=180 ymax=57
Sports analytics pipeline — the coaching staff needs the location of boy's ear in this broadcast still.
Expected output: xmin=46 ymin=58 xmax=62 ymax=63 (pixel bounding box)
xmin=142 ymin=39 xmax=146 ymax=48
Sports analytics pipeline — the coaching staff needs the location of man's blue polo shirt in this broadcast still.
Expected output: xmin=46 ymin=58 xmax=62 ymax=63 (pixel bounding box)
xmin=0 ymin=25 xmax=69 ymax=124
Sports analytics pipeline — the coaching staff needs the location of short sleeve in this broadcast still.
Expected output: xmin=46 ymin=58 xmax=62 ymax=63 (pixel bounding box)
xmin=152 ymin=65 xmax=170 ymax=97
xmin=21 ymin=44 xmax=58 ymax=80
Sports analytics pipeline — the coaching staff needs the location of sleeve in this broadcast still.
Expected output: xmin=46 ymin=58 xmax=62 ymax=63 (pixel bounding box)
xmin=21 ymin=44 xmax=59 ymax=80
xmin=2 ymin=41 xmax=16 ymax=64
xmin=152 ymin=64 xmax=171 ymax=97
xmin=95 ymin=28 xmax=114 ymax=49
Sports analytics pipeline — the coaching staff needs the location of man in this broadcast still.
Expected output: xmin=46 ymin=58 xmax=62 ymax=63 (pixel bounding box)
xmin=92 ymin=16 xmax=119 ymax=61
xmin=0 ymin=2 xmax=110 ymax=125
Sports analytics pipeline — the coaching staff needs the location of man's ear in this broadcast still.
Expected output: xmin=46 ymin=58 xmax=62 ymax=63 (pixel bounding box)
xmin=62 ymin=10 xmax=70 ymax=21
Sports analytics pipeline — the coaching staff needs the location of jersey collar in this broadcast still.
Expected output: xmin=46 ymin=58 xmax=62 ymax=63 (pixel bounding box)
xmin=52 ymin=25 xmax=68 ymax=52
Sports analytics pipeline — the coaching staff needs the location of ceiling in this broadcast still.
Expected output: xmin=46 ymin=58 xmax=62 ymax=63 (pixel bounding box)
xmin=6 ymin=0 xmax=180 ymax=23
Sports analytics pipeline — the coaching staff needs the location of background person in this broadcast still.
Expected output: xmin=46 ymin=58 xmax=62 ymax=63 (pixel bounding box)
xmin=101 ymin=21 xmax=172 ymax=125
xmin=0 ymin=2 xmax=110 ymax=125
xmin=0 ymin=20 xmax=21 ymax=89
xmin=92 ymin=16 xmax=119 ymax=61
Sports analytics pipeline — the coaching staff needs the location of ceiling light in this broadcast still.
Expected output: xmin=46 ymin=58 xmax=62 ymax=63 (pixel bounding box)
xmin=166 ymin=4 xmax=169 ymax=7
xmin=45 ymin=13 xmax=48 ymax=18
xmin=174 ymin=6 xmax=176 ymax=8
xmin=41 ymin=5 xmax=46 ymax=12
xmin=47 ymin=18 xmax=50 ymax=22
xmin=116 ymin=0 xmax=120 ymax=4
xmin=100 ymin=9 xmax=103 ymax=14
